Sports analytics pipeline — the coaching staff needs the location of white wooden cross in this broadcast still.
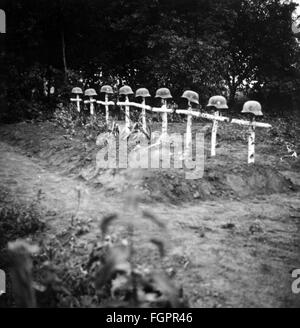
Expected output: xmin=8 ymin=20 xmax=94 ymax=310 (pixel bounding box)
xmin=70 ymin=87 xmax=83 ymax=112
xmin=230 ymin=118 xmax=271 ymax=164
xmin=116 ymin=86 xmax=135 ymax=138
xmin=152 ymin=100 xmax=173 ymax=138
xmin=150 ymin=88 xmax=174 ymax=139
xmin=84 ymin=89 xmax=97 ymax=115
xmin=135 ymin=88 xmax=152 ymax=133
xmin=99 ymin=96 xmax=115 ymax=124
xmin=231 ymin=100 xmax=271 ymax=164
xmin=179 ymin=91 xmax=200 ymax=153
xmin=173 ymin=105 xmax=194 ymax=160
xmin=206 ymin=96 xmax=229 ymax=157
xmin=98 ymin=85 xmax=115 ymax=124
xmin=70 ymin=95 xmax=82 ymax=113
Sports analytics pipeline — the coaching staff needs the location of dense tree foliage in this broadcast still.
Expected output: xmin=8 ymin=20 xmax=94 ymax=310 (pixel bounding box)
xmin=1 ymin=0 xmax=300 ymax=122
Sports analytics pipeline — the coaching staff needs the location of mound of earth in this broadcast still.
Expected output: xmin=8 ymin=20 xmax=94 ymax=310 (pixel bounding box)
xmin=135 ymin=164 xmax=295 ymax=203
xmin=0 ymin=121 xmax=297 ymax=204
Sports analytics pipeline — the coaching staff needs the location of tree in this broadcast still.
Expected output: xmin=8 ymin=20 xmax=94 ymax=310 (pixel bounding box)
xmin=2 ymin=0 xmax=300 ymax=122
xmin=220 ymin=0 xmax=299 ymax=105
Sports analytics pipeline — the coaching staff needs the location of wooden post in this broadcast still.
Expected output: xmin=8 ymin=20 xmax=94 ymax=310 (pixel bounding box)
xmin=70 ymin=94 xmax=82 ymax=112
xmin=125 ymin=95 xmax=131 ymax=131
xmin=105 ymin=94 xmax=109 ymax=123
xmin=161 ymin=100 xmax=168 ymax=137
xmin=141 ymin=97 xmax=147 ymax=132
xmin=176 ymin=103 xmax=193 ymax=153
xmin=90 ymin=99 xmax=95 ymax=116
xmin=186 ymin=102 xmax=193 ymax=152
xmin=211 ymin=111 xmax=220 ymax=157
xmin=248 ymin=119 xmax=256 ymax=164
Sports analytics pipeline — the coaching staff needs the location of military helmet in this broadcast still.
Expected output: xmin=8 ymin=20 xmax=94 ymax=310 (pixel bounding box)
xmin=155 ymin=88 xmax=172 ymax=99
xmin=100 ymin=85 xmax=114 ymax=94
xmin=119 ymin=85 xmax=134 ymax=95
xmin=84 ymin=88 xmax=97 ymax=97
xmin=207 ymin=95 xmax=228 ymax=109
xmin=135 ymin=88 xmax=151 ymax=98
xmin=181 ymin=90 xmax=199 ymax=105
xmin=242 ymin=101 xmax=263 ymax=116
xmin=72 ymin=87 xmax=83 ymax=94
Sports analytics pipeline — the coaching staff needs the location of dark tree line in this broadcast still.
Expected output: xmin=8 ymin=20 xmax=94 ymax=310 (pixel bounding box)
xmin=1 ymin=0 xmax=300 ymax=122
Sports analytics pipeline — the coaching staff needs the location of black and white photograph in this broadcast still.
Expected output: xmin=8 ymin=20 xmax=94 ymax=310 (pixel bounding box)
xmin=0 ymin=0 xmax=299 ymax=311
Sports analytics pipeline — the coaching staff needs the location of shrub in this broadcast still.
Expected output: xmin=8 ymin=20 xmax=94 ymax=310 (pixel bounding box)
xmin=53 ymin=103 xmax=107 ymax=141
xmin=53 ymin=103 xmax=81 ymax=134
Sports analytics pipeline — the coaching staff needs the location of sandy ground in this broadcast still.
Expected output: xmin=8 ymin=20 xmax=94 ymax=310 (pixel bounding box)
xmin=0 ymin=121 xmax=299 ymax=307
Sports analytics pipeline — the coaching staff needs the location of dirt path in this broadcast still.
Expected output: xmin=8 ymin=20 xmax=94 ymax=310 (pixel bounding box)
xmin=0 ymin=140 xmax=299 ymax=308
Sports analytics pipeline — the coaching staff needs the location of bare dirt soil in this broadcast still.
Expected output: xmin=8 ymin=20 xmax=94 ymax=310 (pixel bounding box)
xmin=0 ymin=119 xmax=299 ymax=308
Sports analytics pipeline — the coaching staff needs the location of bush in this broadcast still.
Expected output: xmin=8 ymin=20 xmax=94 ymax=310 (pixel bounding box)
xmin=53 ymin=103 xmax=81 ymax=135
xmin=53 ymin=103 xmax=107 ymax=141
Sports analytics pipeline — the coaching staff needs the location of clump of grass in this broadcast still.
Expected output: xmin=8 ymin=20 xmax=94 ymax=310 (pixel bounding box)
xmin=0 ymin=190 xmax=46 ymax=249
